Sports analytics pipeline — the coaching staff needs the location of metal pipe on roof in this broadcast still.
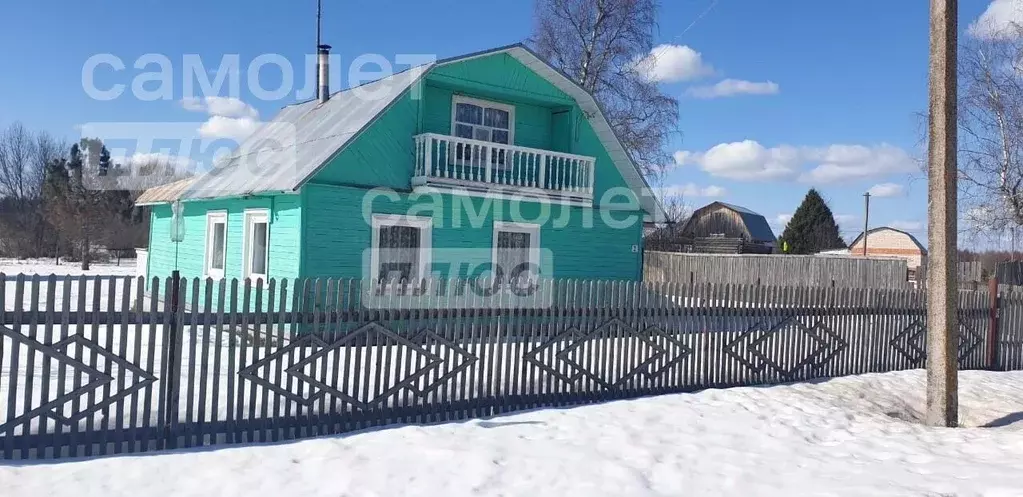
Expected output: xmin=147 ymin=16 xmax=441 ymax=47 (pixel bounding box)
xmin=318 ymin=44 xmax=331 ymax=103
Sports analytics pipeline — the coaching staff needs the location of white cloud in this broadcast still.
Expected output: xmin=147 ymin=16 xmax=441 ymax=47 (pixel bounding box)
xmin=206 ymin=97 xmax=259 ymax=119
xmin=969 ymin=0 xmax=1023 ymax=40
xmin=676 ymin=141 xmax=916 ymax=183
xmin=181 ymin=96 xmax=261 ymax=141
xmin=634 ymin=44 xmax=714 ymax=83
xmin=799 ymin=145 xmax=917 ymax=184
xmin=889 ymin=220 xmax=924 ymax=232
xmin=868 ymin=182 xmax=905 ymax=197
xmin=181 ymin=96 xmax=258 ymax=119
xmin=198 ymin=115 xmax=262 ymax=142
xmin=658 ymin=183 xmax=727 ymax=199
xmin=674 ymin=140 xmax=801 ymax=181
xmin=685 ymin=79 xmax=780 ymax=99
xmin=772 ymin=213 xmax=793 ymax=229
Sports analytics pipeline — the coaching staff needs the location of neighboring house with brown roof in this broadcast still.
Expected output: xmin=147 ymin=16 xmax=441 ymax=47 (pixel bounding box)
xmin=849 ymin=226 xmax=927 ymax=270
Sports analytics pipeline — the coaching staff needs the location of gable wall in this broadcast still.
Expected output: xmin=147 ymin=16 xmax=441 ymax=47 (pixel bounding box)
xmin=682 ymin=205 xmax=751 ymax=240
xmin=849 ymin=229 xmax=925 ymax=269
xmin=307 ymin=52 xmax=639 ymax=206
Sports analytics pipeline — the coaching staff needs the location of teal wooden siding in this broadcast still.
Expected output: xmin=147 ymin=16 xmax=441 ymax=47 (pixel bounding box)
xmin=147 ymin=194 xmax=303 ymax=285
xmin=301 ymin=184 xmax=642 ymax=281
xmin=308 ymin=92 xmax=419 ymax=190
xmin=421 ymin=84 xmax=556 ymax=152
xmin=311 ymin=52 xmax=638 ymax=206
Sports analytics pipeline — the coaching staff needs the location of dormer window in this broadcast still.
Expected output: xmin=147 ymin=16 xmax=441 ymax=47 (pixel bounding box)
xmin=452 ymin=96 xmax=514 ymax=145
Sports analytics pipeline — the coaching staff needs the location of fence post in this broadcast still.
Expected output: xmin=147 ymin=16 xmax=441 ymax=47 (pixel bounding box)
xmin=162 ymin=270 xmax=182 ymax=449
xmin=987 ymin=276 xmax=1000 ymax=370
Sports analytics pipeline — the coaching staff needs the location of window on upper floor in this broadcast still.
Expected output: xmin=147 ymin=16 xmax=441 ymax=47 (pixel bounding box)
xmin=452 ymin=96 xmax=514 ymax=145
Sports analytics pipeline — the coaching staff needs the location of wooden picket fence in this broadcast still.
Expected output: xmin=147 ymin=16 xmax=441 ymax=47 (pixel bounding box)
xmin=2 ymin=273 xmax=1022 ymax=460
xmin=644 ymin=251 xmax=913 ymax=288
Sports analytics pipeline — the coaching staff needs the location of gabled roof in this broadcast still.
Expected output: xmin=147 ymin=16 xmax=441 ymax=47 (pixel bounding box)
xmin=148 ymin=43 xmax=666 ymax=221
xmin=179 ymin=67 xmax=425 ymax=202
xmin=849 ymin=226 xmax=927 ymax=254
xmin=687 ymin=201 xmax=776 ymax=243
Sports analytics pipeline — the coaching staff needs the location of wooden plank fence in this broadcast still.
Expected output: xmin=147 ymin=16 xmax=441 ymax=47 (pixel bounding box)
xmin=644 ymin=251 xmax=912 ymax=288
xmin=0 ymin=273 xmax=1019 ymax=460
xmin=997 ymin=261 xmax=1023 ymax=286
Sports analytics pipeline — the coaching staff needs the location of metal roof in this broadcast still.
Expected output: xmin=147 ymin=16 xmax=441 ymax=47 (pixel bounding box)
xmin=717 ymin=201 xmax=760 ymax=217
xmin=689 ymin=201 xmax=776 ymax=243
xmin=179 ymin=67 xmax=430 ymax=201
xmin=143 ymin=44 xmax=665 ymax=221
xmin=135 ymin=177 xmax=197 ymax=206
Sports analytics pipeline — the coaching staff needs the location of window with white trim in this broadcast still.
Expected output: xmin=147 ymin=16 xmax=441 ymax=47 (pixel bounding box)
xmin=243 ymin=209 xmax=269 ymax=281
xmin=371 ymin=215 xmax=432 ymax=285
xmin=451 ymin=96 xmax=514 ymax=145
xmin=452 ymin=96 xmax=514 ymax=169
xmin=204 ymin=211 xmax=227 ymax=279
xmin=492 ymin=222 xmax=540 ymax=284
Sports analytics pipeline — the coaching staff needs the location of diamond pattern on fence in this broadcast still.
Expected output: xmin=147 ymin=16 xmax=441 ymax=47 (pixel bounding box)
xmin=889 ymin=316 xmax=986 ymax=364
xmin=0 ymin=326 xmax=157 ymax=433
xmin=724 ymin=316 xmax=848 ymax=380
xmin=890 ymin=320 xmax=927 ymax=365
xmin=525 ymin=318 xmax=691 ymax=391
xmin=238 ymin=322 xmax=478 ymax=411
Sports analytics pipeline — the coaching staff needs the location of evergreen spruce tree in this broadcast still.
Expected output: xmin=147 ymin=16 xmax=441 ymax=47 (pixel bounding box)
xmin=779 ymin=189 xmax=847 ymax=254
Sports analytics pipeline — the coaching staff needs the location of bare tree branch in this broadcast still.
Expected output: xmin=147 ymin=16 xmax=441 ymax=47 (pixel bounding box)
xmin=530 ymin=0 xmax=679 ymax=179
xmin=958 ymin=23 xmax=1023 ymax=240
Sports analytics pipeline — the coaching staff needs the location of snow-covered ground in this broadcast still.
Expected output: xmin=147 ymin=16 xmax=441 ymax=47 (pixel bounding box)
xmin=0 ymin=259 xmax=137 ymax=278
xmin=3 ymin=370 xmax=1023 ymax=497
xmin=1 ymin=258 xmax=138 ymax=311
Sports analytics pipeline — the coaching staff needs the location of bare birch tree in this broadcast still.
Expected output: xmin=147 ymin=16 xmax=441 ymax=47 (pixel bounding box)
xmin=959 ymin=23 xmax=1023 ymax=239
xmin=530 ymin=0 xmax=679 ymax=178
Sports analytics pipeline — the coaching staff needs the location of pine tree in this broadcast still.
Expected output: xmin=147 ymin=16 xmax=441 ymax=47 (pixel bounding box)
xmin=779 ymin=189 xmax=847 ymax=254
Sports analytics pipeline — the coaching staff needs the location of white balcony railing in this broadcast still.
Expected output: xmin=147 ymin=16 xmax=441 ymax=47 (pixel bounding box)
xmin=413 ymin=133 xmax=595 ymax=200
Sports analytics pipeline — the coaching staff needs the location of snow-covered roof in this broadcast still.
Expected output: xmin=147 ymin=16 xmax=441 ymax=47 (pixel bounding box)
xmin=143 ymin=44 xmax=665 ymax=221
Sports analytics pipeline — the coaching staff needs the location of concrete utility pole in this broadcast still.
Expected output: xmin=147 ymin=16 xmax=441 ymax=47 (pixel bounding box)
xmin=926 ymin=0 xmax=958 ymax=428
xmin=863 ymin=192 xmax=871 ymax=256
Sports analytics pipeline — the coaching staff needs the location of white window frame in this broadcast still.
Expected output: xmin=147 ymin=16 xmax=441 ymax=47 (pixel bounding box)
xmin=450 ymin=95 xmax=516 ymax=145
xmin=242 ymin=209 xmax=270 ymax=283
xmin=370 ymin=214 xmax=433 ymax=287
xmin=492 ymin=221 xmax=540 ymax=283
xmin=204 ymin=211 xmax=228 ymax=280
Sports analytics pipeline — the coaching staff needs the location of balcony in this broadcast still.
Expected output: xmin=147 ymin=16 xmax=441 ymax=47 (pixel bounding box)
xmin=412 ymin=133 xmax=596 ymax=203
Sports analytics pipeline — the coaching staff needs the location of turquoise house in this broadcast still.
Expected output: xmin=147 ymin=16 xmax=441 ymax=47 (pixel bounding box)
xmin=138 ymin=44 xmax=666 ymax=288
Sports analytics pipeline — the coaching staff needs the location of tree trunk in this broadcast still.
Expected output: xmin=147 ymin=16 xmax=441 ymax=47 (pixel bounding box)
xmin=81 ymin=230 xmax=91 ymax=271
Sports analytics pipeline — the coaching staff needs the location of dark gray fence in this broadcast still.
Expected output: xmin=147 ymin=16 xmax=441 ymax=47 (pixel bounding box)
xmin=1 ymin=273 xmax=1019 ymax=460
xmin=644 ymin=251 xmax=911 ymax=288
xmin=997 ymin=261 xmax=1023 ymax=286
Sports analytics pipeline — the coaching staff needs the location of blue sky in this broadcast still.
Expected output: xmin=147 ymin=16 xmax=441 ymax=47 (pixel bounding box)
xmin=0 ymin=0 xmax=1009 ymax=244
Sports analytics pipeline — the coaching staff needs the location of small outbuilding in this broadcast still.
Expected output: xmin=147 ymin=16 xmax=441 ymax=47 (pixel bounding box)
xmin=671 ymin=201 xmax=777 ymax=254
